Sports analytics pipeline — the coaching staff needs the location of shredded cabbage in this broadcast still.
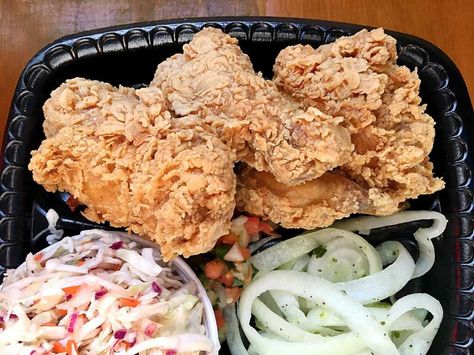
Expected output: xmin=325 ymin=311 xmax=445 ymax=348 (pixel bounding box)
xmin=0 ymin=230 xmax=215 ymax=354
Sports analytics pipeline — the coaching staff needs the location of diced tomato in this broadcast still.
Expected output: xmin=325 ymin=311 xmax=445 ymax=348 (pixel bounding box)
xmin=66 ymin=339 xmax=78 ymax=355
xmin=76 ymin=260 xmax=85 ymax=266
xmin=218 ymin=271 xmax=234 ymax=287
xmin=218 ymin=233 xmax=238 ymax=245
xmin=214 ymin=308 xmax=225 ymax=330
xmin=33 ymin=252 xmax=43 ymax=262
xmin=62 ymin=286 xmax=81 ymax=295
xmin=259 ymin=221 xmax=274 ymax=235
xmin=225 ymin=287 xmax=242 ymax=304
xmin=244 ymin=216 xmax=260 ymax=236
xmin=204 ymin=259 xmax=228 ymax=280
xmin=118 ymin=297 xmax=140 ymax=308
xmin=66 ymin=195 xmax=81 ymax=212
xmin=52 ymin=341 xmax=67 ymax=353
xmin=240 ymin=246 xmax=251 ymax=260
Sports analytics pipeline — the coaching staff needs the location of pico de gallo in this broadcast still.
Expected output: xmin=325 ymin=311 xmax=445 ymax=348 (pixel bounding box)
xmin=197 ymin=215 xmax=279 ymax=339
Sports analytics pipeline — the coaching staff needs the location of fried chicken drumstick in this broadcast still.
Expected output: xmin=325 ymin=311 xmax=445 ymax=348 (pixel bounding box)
xmin=29 ymin=78 xmax=236 ymax=260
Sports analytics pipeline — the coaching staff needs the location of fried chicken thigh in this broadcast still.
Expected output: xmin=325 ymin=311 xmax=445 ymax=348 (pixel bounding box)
xmin=151 ymin=27 xmax=352 ymax=186
xmin=29 ymin=78 xmax=236 ymax=260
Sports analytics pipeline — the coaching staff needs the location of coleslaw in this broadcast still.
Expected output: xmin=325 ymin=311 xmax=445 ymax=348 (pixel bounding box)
xmin=0 ymin=229 xmax=215 ymax=355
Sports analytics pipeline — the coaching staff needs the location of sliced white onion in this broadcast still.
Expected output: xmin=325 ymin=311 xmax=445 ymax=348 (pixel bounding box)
xmin=269 ymin=290 xmax=339 ymax=335
xmin=336 ymin=241 xmax=415 ymax=304
xmin=307 ymin=237 xmax=372 ymax=282
xmin=223 ymin=304 xmax=249 ymax=355
xmin=386 ymin=294 xmax=443 ymax=355
xmin=307 ymin=305 xmax=423 ymax=332
xmin=236 ymin=211 xmax=446 ymax=355
xmin=251 ymin=229 xmax=382 ymax=274
xmin=239 ymin=270 xmax=399 ymax=355
xmin=332 ymin=211 xmax=447 ymax=278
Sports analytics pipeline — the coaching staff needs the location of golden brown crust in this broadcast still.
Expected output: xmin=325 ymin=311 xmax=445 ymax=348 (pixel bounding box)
xmin=236 ymin=167 xmax=369 ymax=229
xmin=151 ymin=27 xmax=352 ymax=186
xmin=30 ymin=28 xmax=446 ymax=249
xmin=272 ymin=28 xmax=444 ymax=218
xmin=29 ymin=78 xmax=236 ymax=260
xmin=273 ymin=28 xmax=396 ymax=134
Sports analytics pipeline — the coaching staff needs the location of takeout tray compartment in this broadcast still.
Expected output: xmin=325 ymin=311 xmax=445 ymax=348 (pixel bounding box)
xmin=0 ymin=18 xmax=473 ymax=354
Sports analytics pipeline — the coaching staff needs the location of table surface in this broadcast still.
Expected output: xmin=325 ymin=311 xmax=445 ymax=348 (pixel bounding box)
xmin=1 ymin=0 xmax=473 ymax=148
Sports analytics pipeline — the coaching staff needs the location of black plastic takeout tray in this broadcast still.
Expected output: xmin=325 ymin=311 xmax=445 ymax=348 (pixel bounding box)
xmin=0 ymin=17 xmax=473 ymax=354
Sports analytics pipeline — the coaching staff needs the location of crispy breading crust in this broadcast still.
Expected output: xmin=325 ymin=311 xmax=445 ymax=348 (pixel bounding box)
xmin=151 ymin=27 xmax=352 ymax=186
xmin=30 ymin=28 xmax=446 ymax=248
xmin=29 ymin=78 xmax=236 ymax=260
xmin=268 ymin=28 xmax=444 ymax=223
xmin=236 ymin=167 xmax=370 ymax=229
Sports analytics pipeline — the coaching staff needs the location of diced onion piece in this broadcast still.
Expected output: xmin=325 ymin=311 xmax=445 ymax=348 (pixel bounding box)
xmin=224 ymin=244 xmax=245 ymax=263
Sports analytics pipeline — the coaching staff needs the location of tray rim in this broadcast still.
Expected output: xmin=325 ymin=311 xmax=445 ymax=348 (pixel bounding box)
xmin=0 ymin=17 xmax=473 ymax=353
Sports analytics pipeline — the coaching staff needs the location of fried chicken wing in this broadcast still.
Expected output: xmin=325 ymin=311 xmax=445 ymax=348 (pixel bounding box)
xmin=29 ymin=78 xmax=236 ymax=260
xmin=151 ymin=27 xmax=352 ymax=186
xmin=345 ymin=64 xmax=445 ymax=214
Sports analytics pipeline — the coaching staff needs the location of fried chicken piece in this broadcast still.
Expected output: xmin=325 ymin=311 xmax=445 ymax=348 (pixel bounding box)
xmin=273 ymin=28 xmax=396 ymax=134
xmin=151 ymin=27 xmax=352 ymax=186
xmin=272 ymin=28 xmax=444 ymax=219
xmin=29 ymin=78 xmax=236 ymax=260
xmin=236 ymin=167 xmax=371 ymax=229
xmin=345 ymin=65 xmax=444 ymax=214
